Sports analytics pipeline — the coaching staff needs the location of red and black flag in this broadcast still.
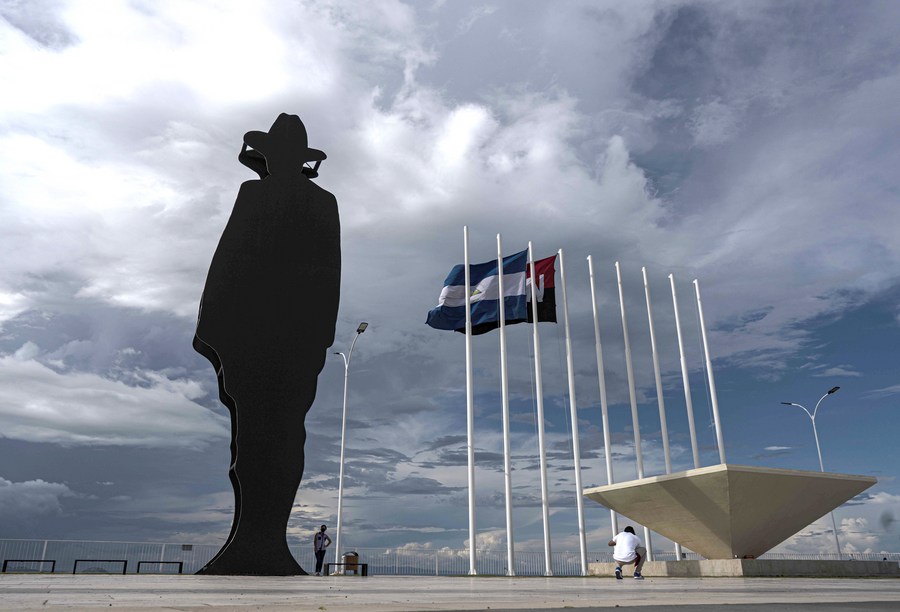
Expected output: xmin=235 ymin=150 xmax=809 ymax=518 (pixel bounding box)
xmin=525 ymin=254 xmax=557 ymax=324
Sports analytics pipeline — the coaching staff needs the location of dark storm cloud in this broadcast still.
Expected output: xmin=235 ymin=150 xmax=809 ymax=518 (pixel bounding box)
xmin=305 ymin=446 xmax=417 ymax=495
xmin=486 ymin=488 xmax=572 ymax=509
xmin=379 ymin=476 xmax=462 ymax=496
xmin=0 ymin=297 xmax=228 ymax=448
xmin=421 ymin=434 xmax=468 ymax=452
xmin=0 ymin=437 xmax=233 ymax=541
xmin=0 ymin=300 xmax=207 ymax=379
xmin=2 ymin=0 xmax=900 ymax=555
xmin=549 ymin=438 xmax=602 ymax=462
xmin=418 ymin=448 xmax=506 ymax=470
xmin=351 ymin=447 xmax=412 ymax=465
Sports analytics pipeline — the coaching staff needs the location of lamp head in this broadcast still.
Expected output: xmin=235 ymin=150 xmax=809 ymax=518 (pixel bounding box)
xmin=780 ymin=402 xmax=793 ymax=405
xmin=828 ymin=386 xmax=840 ymax=394
xmin=357 ymin=322 xmax=368 ymax=334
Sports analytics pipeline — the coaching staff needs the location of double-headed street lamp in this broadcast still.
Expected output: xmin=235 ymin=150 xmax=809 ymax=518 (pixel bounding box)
xmin=781 ymin=385 xmax=842 ymax=558
xmin=334 ymin=322 xmax=368 ymax=569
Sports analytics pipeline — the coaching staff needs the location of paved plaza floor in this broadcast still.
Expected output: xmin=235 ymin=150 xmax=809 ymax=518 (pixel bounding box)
xmin=1 ymin=574 xmax=899 ymax=611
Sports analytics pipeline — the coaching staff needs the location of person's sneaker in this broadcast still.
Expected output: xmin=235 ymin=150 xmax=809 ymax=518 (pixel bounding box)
xmin=614 ymin=567 xmax=623 ymax=580
xmin=315 ymin=572 xmax=320 ymax=576
xmin=633 ymin=572 xmax=644 ymax=580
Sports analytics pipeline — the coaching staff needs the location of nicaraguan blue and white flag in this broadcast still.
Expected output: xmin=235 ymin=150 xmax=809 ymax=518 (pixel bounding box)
xmin=426 ymin=249 xmax=528 ymax=335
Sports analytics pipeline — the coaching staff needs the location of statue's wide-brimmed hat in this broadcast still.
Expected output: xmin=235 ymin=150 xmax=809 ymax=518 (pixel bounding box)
xmin=243 ymin=113 xmax=326 ymax=163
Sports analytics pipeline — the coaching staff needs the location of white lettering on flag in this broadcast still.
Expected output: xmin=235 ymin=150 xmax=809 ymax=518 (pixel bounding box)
xmin=526 ymin=274 xmax=545 ymax=302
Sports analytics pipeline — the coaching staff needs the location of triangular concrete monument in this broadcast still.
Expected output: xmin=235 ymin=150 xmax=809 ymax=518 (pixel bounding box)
xmin=583 ymin=464 xmax=876 ymax=559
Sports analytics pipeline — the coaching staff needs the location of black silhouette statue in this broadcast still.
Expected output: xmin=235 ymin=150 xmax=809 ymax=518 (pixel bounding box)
xmin=193 ymin=114 xmax=340 ymax=575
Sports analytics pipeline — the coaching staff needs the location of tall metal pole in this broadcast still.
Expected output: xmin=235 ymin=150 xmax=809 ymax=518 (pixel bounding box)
xmin=587 ymin=256 xmax=618 ymax=537
xmin=615 ymin=262 xmax=652 ymax=558
xmin=529 ymin=241 xmax=553 ymax=576
xmin=693 ymin=279 xmax=726 ymax=464
xmin=616 ymin=262 xmax=644 ymax=478
xmin=463 ymin=226 xmax=477 ymax=575
xmin=334 ymin=322 xmax=368 ymax=568
xmin=497 ymin=234 xmax=516 ymax=576
xmin=642 ymin=267 xmax=679 ymax=560
xmin=669 ymin=274 xmax=700 ymax=469
xmin=558 ymin=249 xmax=588 ymax=576
xmin=781 ymin=386 xmax=842 ymax=558
xmin=643 ymin=268 xmax=672 ymax=473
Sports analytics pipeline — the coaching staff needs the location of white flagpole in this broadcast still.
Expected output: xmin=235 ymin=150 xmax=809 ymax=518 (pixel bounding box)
xmin=642 ymin=267 xmax=672 ymax=473
xmin=670 ymin=274 xmax=700 ymax=469
xmin=693 ymin=279 xmax=727 ymax=464
xmin=615 ymin=261 xmax=652 ymax=558
xmin=642 ymin=267 xmax=679 ymax=560
xmin=497 ymin=234 xmax=516 ymax=576
xmin=558 ymin=249 xmax=588 ymax=576
xmin=464 ymin=226 xmax=477 ymax=575
xmin=587 ymin=255 xmax=618 ymax=537
xmin=616 ymin=262 xmax=644 ymax=477
xmin=528 ymin=241 xmax=553 ymax=576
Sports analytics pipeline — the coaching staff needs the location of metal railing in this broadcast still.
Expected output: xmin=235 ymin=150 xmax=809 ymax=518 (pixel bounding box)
xmin=1 ymin=539 xmax=897 ymax=575
xmin=0 ymin=539 xmax=221 ymax=575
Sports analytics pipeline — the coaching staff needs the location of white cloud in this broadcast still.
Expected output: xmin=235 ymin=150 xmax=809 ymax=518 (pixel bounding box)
xmin=689 ymin=98 xmax=741 ymax=147
xmin=773 ymin=488 xmax=900 ymax=555
xmin=812 ymin=365 xmax=862 ymax=378
xmin=456 ymin=5 xmax=499 ymax=36
xmin=840 ymin=517 xmax=881 ymax=555
xmin=868 ymin=492 xmax=900 ymax=506
xmin=863 ymin=385 xmax=900 ymax=399
xmin=0 ymin=348 xmax=227 ymax=448
xmin=0 ymin=290 xmax=28 ymax=325
xmin=464 ymin=528 xmax=507 ymax=551
xmin=0 ymin=1 xmax=295 ymax=113
xmin=1 ymin=0 xmax=900 ymax=551
xmin=0 ymin=477 xmax=75 ymax=517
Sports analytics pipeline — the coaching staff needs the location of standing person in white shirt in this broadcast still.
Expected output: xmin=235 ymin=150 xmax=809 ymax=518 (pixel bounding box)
xmin=313 ymin=524 xmax=332 ymax=576
xmin=608 ymin=525 xmax=646 ymax=580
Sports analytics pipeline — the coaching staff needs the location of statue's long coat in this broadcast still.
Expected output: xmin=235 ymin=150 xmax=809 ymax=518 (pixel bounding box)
xmin=194 ymin=172 xmax=340 ymax=575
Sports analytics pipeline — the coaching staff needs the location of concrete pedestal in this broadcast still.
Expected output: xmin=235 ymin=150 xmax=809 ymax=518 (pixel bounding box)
xmin=584 ymin=465 xmax=877 ymax=560
xmin=588 ymin=559 xmax=900 ymax=578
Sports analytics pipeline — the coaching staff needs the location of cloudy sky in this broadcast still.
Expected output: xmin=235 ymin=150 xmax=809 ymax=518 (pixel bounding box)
xmin=2 ymin=0 xmax=899 ymax=560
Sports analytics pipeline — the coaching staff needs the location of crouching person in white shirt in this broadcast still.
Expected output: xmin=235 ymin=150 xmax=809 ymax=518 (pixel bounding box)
xmin=608 ymin=526 xmax=646 ymax=580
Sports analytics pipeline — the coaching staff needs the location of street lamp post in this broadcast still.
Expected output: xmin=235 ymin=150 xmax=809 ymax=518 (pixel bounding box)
xmin=781 ymin=385 xmax=842 ymax=559
xmin=334 ymin=322 xmax=368 ymax=570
